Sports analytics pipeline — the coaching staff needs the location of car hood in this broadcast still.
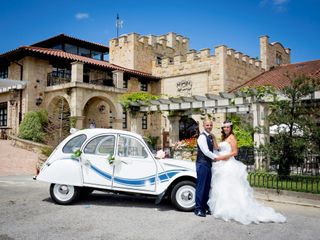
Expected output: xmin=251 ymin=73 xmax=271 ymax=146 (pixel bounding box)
xmin=159 ymin=158 xmax=196 ymax=171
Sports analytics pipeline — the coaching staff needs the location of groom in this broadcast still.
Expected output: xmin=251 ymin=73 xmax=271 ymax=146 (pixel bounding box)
xmin=194 ymin=119 xmax=217 ymax=217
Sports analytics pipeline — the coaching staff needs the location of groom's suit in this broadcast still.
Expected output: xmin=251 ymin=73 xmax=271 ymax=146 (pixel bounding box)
xmin=195 ymin=132 xmax=215 ymax=215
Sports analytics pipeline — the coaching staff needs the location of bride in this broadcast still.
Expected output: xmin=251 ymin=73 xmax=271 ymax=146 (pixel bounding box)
xmin=207 ymin=120 xmax=286 ymax=225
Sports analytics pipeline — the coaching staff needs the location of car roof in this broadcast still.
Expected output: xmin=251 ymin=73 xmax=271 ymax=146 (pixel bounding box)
xmin=70 ymin=128 xmax=144 ymax=140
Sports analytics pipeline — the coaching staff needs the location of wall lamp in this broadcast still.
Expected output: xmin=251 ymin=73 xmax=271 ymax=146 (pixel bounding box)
xmin=35 ymin=97 xmax=43 ymax=106
xmin=9 ymin=89 xmax=18 ymax=106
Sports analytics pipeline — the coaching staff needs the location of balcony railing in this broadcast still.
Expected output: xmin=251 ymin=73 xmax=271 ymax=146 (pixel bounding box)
xmin=89 ymin=78 xmax=114 ymax=87
xmin=47 ymin=72 xmax=71 ymax=86
xmin=47 ymin=72 xmax=114 ymax=88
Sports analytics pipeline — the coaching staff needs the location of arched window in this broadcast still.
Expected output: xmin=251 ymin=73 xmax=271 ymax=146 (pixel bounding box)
xmin=276 ymin=53 xmax=282 ymax=65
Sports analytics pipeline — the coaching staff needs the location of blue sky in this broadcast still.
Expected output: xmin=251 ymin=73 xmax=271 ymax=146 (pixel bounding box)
xmin=1 ymin=0 xmax=319 ymax=63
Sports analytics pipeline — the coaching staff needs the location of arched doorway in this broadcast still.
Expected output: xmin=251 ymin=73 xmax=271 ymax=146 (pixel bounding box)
xmin=47 ymin=96 xmax=71 ymax=146
xmin=83 ymin=97 xmax=114 ymax=128
xmin=179 ymin=116 xmax=199 ymax=140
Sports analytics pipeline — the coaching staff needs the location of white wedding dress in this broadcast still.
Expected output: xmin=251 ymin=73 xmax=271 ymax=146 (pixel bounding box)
xmin=207 ymin=141 xmax=286 ymax=225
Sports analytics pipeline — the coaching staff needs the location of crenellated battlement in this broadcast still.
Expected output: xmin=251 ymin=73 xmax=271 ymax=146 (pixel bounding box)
xmin=153 ymin=43 xmax=264 ymax=71
xmin=153 ymin=47 xmax=215 ymax=68
xmin=110 ymin=32 xmax=189 ymax=53
xmin=226 ymin=48 xmax=264 ymax=70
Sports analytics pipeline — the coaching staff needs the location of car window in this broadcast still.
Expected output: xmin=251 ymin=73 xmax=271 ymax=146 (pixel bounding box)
xmin=117 ymin=135 xmax=148 ymax=158
xmin=62 ymin=134 xmax=87 ymax=153
xmin=84 ymin=135 xmax=115 ymax=156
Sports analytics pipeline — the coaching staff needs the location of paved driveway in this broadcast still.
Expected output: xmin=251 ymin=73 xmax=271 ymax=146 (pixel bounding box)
xmin=0 ymin=140 xmax=38 ymax=176
xmin=0 ymin=175 xmax=320 ymax=240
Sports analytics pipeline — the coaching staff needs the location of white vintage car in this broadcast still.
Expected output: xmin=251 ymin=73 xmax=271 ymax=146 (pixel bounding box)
xmin=36 ymin=129 xmax=197 ymax=211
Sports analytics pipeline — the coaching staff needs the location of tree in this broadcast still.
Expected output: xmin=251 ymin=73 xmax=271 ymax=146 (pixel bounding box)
xmin=266 ymin=74 xmax=320 ymax=176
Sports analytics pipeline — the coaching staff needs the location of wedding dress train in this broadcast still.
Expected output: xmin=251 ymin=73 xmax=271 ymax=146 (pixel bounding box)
xmin=207 ymin=141 xmax=286 ymax=225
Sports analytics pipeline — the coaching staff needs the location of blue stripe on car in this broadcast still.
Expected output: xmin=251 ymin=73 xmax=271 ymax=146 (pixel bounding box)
xmin=90 ymin=165 xmax=185 ymax=187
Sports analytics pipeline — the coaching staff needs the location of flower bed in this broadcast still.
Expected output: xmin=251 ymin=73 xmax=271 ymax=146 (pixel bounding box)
xmin=172 ymin=138 xmax=197 ymax=161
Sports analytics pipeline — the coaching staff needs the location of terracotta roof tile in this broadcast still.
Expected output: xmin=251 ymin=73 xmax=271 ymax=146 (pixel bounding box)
xmin=1 ymin=46 xmax=158 ymax=79
xmin=231 ymin=60 xmax=320 ymax=92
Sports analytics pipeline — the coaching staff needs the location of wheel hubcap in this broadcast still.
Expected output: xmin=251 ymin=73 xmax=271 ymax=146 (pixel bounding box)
xmin=53 ymin=184 xmax=75 ymax=202
xmin=176 ymin=185 xmax=195 ymax=208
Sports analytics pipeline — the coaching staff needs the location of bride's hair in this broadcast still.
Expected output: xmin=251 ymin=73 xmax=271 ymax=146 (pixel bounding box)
xmin=221 ymin=119 xmax=234 ymax=141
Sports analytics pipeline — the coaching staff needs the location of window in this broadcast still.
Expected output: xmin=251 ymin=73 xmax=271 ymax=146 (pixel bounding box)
xmin=0 ymin=102 xmax=8 ymax=126
xmin=79 ymin=47 xmax=90 ymax=57
xmin=142 ymin=113 xmax=148 ymax=129
xmin=117 ymin=135 xmax=148 ymax=158
xmin=84 ymin=135 xmax=115 ymax=156
xmin=62 ymin=134 xmax=87 ymax=153
xmin=52 ymin=67 xmax=71 ymax=79
xmin=52 ymin=44 xmax=63 ymax=50
xmin=91 ymin=51 xmax=103 ymax=60
xmin=122 ymin=111 xmax=127 ymax=129
xmin=276 ymin=53 xmax=282 ymax=65
xmin=65 ymin=44 xmax=78 ymax=54
xmin=140 ymin=82 xmax=148 ymax=91
xmin=123 ymin=76 xmax=128 ymax=88
xmin=156 ymin=56 xmax=162 ymax=65
xmin=0 ymin=68 xmax=8 ymax=79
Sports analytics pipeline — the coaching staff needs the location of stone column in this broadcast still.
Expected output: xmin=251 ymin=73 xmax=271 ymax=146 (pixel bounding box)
xmin=130 ymin=112 xmax=141 ymax=134
xmin=73 ymin=116 xmax=85 ymax=129
xmin=113 ymin=118 xmax=123 ymax=130
xmin=71 ymin=62 xmax=84 ymax=83
xmin=168 ymin=116 xmax=181 ymax=146
xmin=252 ymin=102 xmax=270 ymax=170
xmin=112 ymin=70 xmax=124 ymax=88
xmin=259 ymin=35 xmax=269 ymax=70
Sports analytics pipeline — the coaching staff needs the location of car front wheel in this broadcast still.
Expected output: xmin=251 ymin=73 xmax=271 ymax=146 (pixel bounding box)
xmin=50 ymin=183 xmax=80 ymax=205
xmin=171 ymin=180 xmax=196 ymax=212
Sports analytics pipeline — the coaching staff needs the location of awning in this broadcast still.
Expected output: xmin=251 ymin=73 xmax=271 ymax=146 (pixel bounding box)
xmin=0 ymin=78 xmax=27 ymax=93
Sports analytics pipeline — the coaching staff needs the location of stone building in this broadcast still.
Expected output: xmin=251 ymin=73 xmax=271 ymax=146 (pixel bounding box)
xmin=0 ymin=34 xmax=160 ymax=144
xmin=0 ymin=32 xmax=290 ymax=147
xmin=109 ymin=32 xmax=290 ymax=145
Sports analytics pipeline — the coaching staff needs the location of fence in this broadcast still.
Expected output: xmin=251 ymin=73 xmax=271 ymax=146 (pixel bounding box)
xmin=248 ymin=172 xmax=320 ymax=194
xmin=237 ymin=147 xmax=320 ymax=176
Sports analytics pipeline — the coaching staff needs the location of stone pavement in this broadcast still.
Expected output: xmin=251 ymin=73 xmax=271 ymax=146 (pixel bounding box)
xmin=0 ymin=139 xmax=38 ymax=176
xmin=0 ymin=139 xmax=319 ymax=208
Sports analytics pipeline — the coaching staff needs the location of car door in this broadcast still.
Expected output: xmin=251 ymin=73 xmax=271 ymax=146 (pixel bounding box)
xmin=113 ymin=134 xmax=158 ymax=192
xmin=81 ymin=134 xmax=116 ymax=187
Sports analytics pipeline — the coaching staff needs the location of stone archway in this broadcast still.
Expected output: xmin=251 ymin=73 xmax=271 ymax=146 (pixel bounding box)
xmin=46 ymin=96 xmax=71 ymax=146
xmin=83 ymin=97 xmax=115 ymax=128
xmin=179 ymin=116 xmax=199 ymax=140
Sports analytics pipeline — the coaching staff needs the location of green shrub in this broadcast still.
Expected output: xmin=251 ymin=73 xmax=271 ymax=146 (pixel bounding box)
xmin=19 ymin=110 xmax=48 ymax=143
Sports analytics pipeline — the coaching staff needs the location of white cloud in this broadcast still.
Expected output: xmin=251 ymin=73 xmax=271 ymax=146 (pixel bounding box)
xmin=259 ymin=0 xmax=289 ymax=12
xmin=273 ymin=0 xmax=288 ymax=5
xmin=75 ymin=13 xmax=89 ymax=20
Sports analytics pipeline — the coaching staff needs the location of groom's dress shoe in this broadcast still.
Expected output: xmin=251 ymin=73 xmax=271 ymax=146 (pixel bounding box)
xmin=194 ymin=210 xmax=206 ymax=217
xmin=206 ymin=210 xmax=212 ymax=215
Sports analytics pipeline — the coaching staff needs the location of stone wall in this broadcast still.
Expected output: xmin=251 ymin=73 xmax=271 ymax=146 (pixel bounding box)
xmin=260 ymin=35 xmax=290 ymax=70
xmin=109 ymin=32 xmax=189 ymax=74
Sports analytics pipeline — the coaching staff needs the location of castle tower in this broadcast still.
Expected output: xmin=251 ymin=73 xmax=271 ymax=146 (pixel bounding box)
xmin=109 ymin=32 xmax=189 ymax=73
xmin=260 ymin=35 xmax=291 ymax=70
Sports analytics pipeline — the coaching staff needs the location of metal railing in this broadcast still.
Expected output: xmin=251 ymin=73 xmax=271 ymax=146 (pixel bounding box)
xmin=237 ymin=147 xmax=320 ymax=176
xmin=47 ymin=72 xmax=71 ymax=86
xmin=248 ymin=172 xmax=320 ymax=194
xmin=90 ymin=78 xmax=114 ymax=87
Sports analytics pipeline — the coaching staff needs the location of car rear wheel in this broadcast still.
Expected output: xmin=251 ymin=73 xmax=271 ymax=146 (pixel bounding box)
xmin=50 ymin=183 xmax=80 ymax=205
xmin=171 ymin=180 xmax=196 ymax=212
